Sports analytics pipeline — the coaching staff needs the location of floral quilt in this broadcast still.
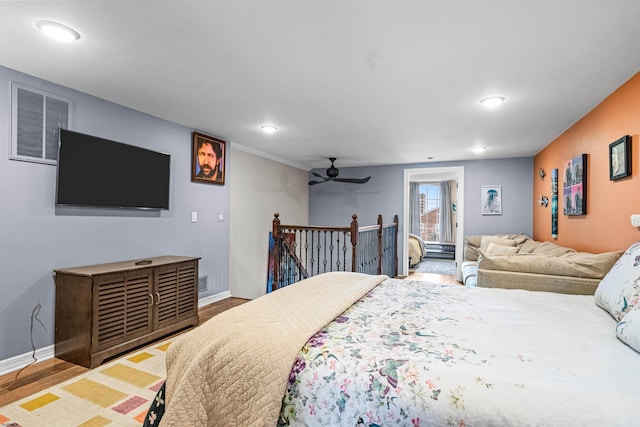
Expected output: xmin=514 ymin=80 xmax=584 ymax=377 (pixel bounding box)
xmin=278 ymin=278 xmax=639 ymax=427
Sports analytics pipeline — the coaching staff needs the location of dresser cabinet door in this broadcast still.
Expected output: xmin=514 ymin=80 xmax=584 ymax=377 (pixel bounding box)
xmin=93 ymin=269 xmax=154 ymax=352
xmin=154 ymin=260 xmax=198 ymax=330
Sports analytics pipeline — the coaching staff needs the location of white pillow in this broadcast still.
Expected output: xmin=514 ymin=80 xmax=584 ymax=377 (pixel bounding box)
xmin=616 ymin=305 xmax=640 ymax=353
xmin=594 ymin=241 xmax=640 ymax=321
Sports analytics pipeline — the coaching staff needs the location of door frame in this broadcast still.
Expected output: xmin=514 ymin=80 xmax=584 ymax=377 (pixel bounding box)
xmin=401 ymin=166 xmax=464 ymax=280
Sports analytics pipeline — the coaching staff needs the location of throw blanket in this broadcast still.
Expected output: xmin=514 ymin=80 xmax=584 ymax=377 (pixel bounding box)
xmin=162 ymin=272 xmax=388 ymax=426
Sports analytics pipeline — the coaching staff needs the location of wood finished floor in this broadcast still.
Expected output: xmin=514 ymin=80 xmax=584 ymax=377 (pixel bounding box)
xmin=0 ymin=272 xmax=457 ymax=407
xmin=0 ymin=297 xmax=250 ymax=407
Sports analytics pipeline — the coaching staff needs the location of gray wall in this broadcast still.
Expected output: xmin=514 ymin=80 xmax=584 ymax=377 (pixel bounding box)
xmin=0 ymin=67 xmax=230 ymax=362
xmin=229 ymin=147 xmax=308 ymax=300
xmin=309 ymin=157 xmax=534 ymax=241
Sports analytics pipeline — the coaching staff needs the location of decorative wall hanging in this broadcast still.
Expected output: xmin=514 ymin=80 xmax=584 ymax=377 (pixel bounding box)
xmin=538 ymin=195 xmax=549 ymax=207
xmin=192 ymin=131 xmax=226 ymax=185
xmin=538 ymin=168 xmax=546 ymax=180
xmin=609 ymin=135 xmax=631 ymax=181
xmin=481 ymin=185 xmax=502 ymax=215
xmin=563 ymin=154 xmax=587 ymax=216
xmin=551 ymin=169 xmax=558 ymax=238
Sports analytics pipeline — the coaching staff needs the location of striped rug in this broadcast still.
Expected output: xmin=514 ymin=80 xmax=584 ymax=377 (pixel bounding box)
xmin=0 ymin=340 xmax=171 ymax=427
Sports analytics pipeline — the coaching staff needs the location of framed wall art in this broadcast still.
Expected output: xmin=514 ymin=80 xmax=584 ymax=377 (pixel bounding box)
xmin=563 ymin=154 xmax=587 ymax=216
xmin=609 ymin=135 xmax=631 ymax=181
xmin=192 ymin=131 xmax=226 ymax=185
xmin=551 ymin=168 xmax=558 ymax=238
xmin=481 ymin=185 xmax=502 ymax=215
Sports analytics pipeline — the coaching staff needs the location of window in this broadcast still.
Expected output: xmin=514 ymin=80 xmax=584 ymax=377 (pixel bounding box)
xmin=10 ymin=82 xmax=74 ymax=165
xmin=419 ymin=183 xmax=440 ymax=242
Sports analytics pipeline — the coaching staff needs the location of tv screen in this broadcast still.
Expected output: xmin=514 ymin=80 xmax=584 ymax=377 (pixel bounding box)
xmin=56 ymin=129 xmax=171 ymax=209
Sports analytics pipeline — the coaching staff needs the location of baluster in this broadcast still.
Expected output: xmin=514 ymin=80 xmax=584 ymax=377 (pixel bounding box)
xmin=316 ymin=231 xmax=322 ymax=275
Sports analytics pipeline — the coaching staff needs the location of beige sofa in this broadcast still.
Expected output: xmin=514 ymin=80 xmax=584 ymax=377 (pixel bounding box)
xmin=461 ymin=234 xmax=622 ymax=295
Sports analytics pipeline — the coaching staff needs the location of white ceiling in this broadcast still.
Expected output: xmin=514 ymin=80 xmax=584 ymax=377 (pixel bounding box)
xmin=2 ymin=1 xmax=639 ymax=170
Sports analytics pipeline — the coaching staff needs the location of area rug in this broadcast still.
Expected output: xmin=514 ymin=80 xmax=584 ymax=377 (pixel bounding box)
xmin=412 ymin=258 xmax=456 ymax=275
xmin=0 ymin=340 xmax=171 ymax=427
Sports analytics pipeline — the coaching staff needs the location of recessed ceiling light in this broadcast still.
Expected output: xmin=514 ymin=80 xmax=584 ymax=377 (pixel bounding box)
xmin=480 ymin=96 xmax=506 ymax=108
xmin=471 ymin=146 xmax=487 ymax=153
xmin=260 ymin=124 xmax=278 ymax=134
xmin=36 ymin=20 xmax=80 ymax=42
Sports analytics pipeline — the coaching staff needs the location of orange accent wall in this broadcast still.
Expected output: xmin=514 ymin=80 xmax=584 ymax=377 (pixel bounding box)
xmin=533 ymin=72 xmax=640 ymax=253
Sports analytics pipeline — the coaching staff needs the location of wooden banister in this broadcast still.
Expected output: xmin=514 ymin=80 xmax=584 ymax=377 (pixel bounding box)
xmin=271 ymin=212 xmax=398 ymax=291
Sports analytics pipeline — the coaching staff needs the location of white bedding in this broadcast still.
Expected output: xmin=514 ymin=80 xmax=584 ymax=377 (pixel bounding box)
xmin=278 ymin=278 xmax=639 ymax=426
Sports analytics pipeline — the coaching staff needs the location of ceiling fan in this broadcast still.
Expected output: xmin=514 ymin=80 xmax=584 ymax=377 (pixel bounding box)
xmin=308 ymin=158 xmax=371 ymax=185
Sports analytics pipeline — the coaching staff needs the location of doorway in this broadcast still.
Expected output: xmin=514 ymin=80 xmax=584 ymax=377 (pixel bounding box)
xmin=402 ymin=166 xmax=464 ymax=280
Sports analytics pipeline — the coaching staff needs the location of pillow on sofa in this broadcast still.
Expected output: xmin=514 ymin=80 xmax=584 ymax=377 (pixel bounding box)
xmin=616 ymin=305 xmax=640 ymax=353
xmin=595 ymin=241 xmax=640 ymax=321
xmin=518 ymin=239 xmax=541 ymax=254
xmin=480 ymin=236 xmax=517 ymax=253
xmin=532 ymin=241 xmax=575 ymax=257
xmin=484 ymin=242 xmax=520 ymax=256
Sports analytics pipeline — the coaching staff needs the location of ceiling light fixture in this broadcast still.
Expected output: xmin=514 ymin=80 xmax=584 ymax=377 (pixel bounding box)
xmin=260 ymin=124 xmax=278 ymax=134
xmin=480 ymin=96 xmax=506 ymax=108
xmin=36 ymin=20 xmax=80 ymax=42
xmin=471 ymin=146 xmax=487 ymax=153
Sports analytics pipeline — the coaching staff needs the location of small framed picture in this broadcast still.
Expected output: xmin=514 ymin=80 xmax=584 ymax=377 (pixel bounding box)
xmin=192 ymin=131 xmax=226 ymax=185
xmin=481 ymin=185 xmax=502 ymax=215
xmin=609 ymin=135 xmax=631 ymax=181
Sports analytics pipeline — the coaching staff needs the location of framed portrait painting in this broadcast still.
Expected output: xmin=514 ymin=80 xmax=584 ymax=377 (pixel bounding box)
xmin=481 ymin=185 xmax=502 ymax=215
xmin=609 ymin=135 xmax=631 ymax=181
xmin=192 ymin=131 xmax=226 ymax=185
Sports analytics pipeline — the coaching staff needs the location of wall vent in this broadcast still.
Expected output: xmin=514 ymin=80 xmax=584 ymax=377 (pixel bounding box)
xmin=10 ymin=82 xmax=74 ymax=165
xmin=198 ymin=276 xmax=208 ymax=292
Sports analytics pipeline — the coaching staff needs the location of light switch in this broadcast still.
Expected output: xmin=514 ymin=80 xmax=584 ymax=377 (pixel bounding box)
xmin=631 ymin=214 xmax=640 ymax=227
xmin=191 ymin=211 xmax=198 ymax=223
xmin=218 ymin=211 xmax=224 ymax=222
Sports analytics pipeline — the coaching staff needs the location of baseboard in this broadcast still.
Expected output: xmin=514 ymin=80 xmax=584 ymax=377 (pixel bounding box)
xmin=0 ymin=345 xmax=55 ymax=377
xmin=0 ymin=292 xmax=231 ymax=376
xmin=198 ymin=290 xmax=231 ymax=307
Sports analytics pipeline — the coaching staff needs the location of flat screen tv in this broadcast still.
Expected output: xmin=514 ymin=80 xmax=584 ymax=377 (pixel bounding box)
xmin=56 ymin=129 xmax=171 ymax=209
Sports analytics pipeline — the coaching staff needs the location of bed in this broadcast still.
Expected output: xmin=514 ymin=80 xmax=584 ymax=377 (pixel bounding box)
xmin=147 ymin=245 xmax=640 ymax=426
xmin=408 ymin=234 xmax=425 ymax=267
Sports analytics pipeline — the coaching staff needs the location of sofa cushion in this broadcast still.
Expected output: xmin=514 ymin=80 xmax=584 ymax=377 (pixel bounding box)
xmin=484 ymin=242 xmax=520 ymax=256
xmin=463 ymin=234 xmax=529 ymax=262
xmin=478 ymin=251 xmax=619 ymax=280
xmin=616 ymin=305 xmax=640 ymax=352
xmin=532 ymin=241 xmax=576 ymax=257
xmin=518 ymin=239 xmax=542 ymax=254
xmin=595 ymin=241 xmax=640 ymax=321
xmin=480 ymin=236 xmax=517 ymax=254
xmin=463 ymin=235 xmax=483 ymax=262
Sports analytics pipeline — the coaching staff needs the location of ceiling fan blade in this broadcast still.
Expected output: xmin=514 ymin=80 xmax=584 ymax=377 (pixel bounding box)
xmin=308 ymin=179 xmax=327 ymax=185
xmin=333 ymin=176 xmax=371 ymax=184
xmin=312 ymin=172 xmax=325 ymax=178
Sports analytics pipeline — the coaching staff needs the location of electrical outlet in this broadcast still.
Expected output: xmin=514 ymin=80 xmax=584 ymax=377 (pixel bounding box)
xmin=631 ymin=214 xmax=640 ymax=227
xmin=191 ymin=211 xmax=198 ymax=223
xmin=218 ymin=211 xmax=224 ymax=222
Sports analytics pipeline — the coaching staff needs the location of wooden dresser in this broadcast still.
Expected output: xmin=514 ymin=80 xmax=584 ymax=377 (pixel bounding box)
xmin=54 ymin=255 xmax=200 ymax=368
